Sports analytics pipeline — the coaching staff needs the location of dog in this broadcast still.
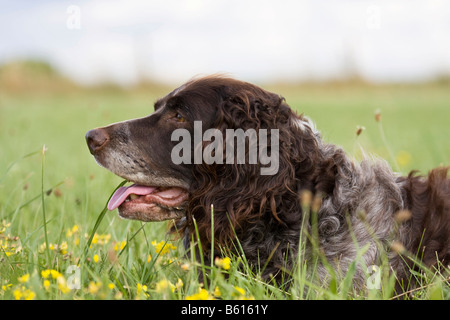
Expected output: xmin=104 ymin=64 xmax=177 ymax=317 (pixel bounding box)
xmin=86 ymin=75 xmax=449 ymax=291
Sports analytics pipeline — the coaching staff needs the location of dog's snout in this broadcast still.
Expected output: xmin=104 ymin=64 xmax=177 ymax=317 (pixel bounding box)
xmin=86 ymin=128 xmax=109 ymax=154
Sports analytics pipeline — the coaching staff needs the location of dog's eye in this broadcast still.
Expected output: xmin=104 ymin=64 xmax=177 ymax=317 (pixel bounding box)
xmin=175 ymin=113 xmax=185 ymax=122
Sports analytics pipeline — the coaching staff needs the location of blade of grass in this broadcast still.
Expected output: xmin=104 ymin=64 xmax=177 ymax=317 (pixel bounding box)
xmin=375 ymin=109 xmax=400 ymax=172
xmin=100 ymin=223 xmax=147 ymax=276
xmin=82 ymin=180 xmax=127 ymax=260
xmin=192 ymin=217 xmax=208 ymax=288
xmin=210 ymin=204 xmax=214 ymax=269
xmin=0 ymin=149 xmax=42 ymax=183
xmin=4 ymin=181 xmax=65 ymax=219
xmin=117 ymin=223 xmax=147 ymax=259
xmin=41 ymin=145 xmax=51 ymax=267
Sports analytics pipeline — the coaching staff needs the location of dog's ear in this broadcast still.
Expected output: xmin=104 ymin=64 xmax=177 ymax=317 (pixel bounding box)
xmin=184 ymin=87 xmax=321 ymax=249
xmin=187 ymin=91 xmax=272 ymax=248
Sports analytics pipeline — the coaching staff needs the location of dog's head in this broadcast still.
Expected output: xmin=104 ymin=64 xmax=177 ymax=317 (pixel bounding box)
xmin=86 ymin=76 xmax=318 ymax=226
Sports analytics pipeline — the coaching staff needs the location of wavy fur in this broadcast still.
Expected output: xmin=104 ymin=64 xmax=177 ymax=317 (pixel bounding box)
xmin=87 ymin=75 xmax=449 ymax=290
xmin=171 ymin=77 xmax=449 ymax=289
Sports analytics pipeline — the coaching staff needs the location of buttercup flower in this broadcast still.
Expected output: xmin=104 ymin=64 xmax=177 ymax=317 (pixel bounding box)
xmin=43 ymin=280 xmax=51 ymax=290
xmin=88 ymin=281 xmax=102 ymax=295
xmin=113 ymin=241 xmax=127 ymax=252
xmin=13 ymin=286 xmax=35 ymax=300
xmin=91 ymin=233 xmax=111 ymax=246
xmin=66 ymin=225 xmax=79 ymax=238
xmin=152 ymin=240 xmax=176 ymax=255
xmin=17 ymin=274 xmax=30 ymax=283
xmin=186 ymin=288 xmax=212 ymax=300
xmin=214 ymin=257 xmax=231 ymax=270
xmin=136 ymin=283 xmax=149 ymax=299
xmin=155 ymin=279 xmax=170 ymax=293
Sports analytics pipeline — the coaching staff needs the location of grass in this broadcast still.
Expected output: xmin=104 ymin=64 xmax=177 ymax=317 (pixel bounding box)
xmin=0 ymin=83 xmax=449 ymax=300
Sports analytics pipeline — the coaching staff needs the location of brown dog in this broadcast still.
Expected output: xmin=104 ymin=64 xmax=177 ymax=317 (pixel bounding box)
xmin=86 ymin=75 xmax=449 ymax=290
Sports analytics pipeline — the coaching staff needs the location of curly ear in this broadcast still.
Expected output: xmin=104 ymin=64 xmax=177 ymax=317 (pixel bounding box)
xmin=183 ymin=86 xmax=316 ymax=250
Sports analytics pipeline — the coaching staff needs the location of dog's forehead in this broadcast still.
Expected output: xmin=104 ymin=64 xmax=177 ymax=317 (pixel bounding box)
xmin=153 ymin=88 xmax=178 ymax=111
xmin=169 ymin=83 xmax=188 ymax=97
xmin=154 ymin=83 xmax=188 ymax=110
xmin=155 ymin=76 xmax=249 ymax=112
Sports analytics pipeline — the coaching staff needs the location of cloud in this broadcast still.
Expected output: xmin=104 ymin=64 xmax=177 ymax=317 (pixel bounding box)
xmin=1 ymin=0 xmax=450 ymax=85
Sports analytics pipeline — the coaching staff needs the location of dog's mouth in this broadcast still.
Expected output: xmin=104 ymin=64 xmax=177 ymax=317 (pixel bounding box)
xmin=107 ymin=184 xmax=188 ymax=222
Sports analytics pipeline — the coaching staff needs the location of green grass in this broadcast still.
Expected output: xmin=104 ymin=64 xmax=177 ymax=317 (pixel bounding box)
xmin=0 ymin=84 xmax=449 ymax=300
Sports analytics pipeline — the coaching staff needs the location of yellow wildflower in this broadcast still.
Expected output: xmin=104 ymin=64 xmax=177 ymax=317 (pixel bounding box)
xmin=136 ymin=283 xmax=148 ymax=298
xmin=66 ymin=225 xmax=79 ymax=237
xmin=88 ymin=281 xmax=102 ymax=295
xmin=91 ymin=233 xmax=111 ymax=246
xmin=108 ymin=283 xmax=115 ymax=290
xmin=155 ymin=279 xmax=169 ymax=293
xmin=214 ymin=286 xmax=221 ymax=297
xmin=215 ymin=256 xmax=231 ymax=270
xmin=41 ymin=269 xmax=51 ymax=279
xmin=232 ymin=286 xmax=254 ymax=300
xmin=13 ymin=286 xmax=35 ymax=300
xmin=59 ymin=241 xmax=68 ymax=255
xmin=18 ymin=274 xmax=30 ymax=283
xmin=233 ymin=286 xmax=246 ymax=296
xmin=93 ymin=254 xmax=100 ymax=263
xmin=40 ymin=269 xmax=70 ymax=293
xmin=114 ymin=241 xmax=127 ymax=252
xmin=152 ymin=240 xmax=176 ymax=255
xmin=186 ymin=288 xmax=213 ymax=300
xmin=1 ymin=236 xmax=21 ymax=257
xmin=2 ymin=284 xmax=12 ymax=291
xmin=13 ymin=288 xmax=22 ymax=300
xmin=43 ymin=280 xmax=51 ymax=290
xmin=39 ymin=242 xmax=68 ymax=255
xmin=57 ymin=276 xmax=70 ymax=294
xmin=50 ymin=270 xmax=62 ymax=279
xmin=0 ymin=220 xmax=11 ymax=233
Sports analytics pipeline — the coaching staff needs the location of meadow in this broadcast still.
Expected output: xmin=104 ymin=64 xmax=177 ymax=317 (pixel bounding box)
xmin=0 ymin=80 xmax=449 ymax=300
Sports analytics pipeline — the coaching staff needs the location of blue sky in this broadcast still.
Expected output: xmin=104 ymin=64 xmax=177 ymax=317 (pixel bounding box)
xmin=1 ymin=0 xmax=450 ymax=85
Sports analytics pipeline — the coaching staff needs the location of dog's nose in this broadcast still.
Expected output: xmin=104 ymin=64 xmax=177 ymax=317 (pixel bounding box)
xmin=86 ymin=128 xmax=109 ymax=154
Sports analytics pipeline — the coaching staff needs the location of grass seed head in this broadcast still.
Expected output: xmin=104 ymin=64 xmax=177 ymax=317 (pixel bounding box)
xmin=394 ymin=210 xmax=412 ymax=224
xmin=356 ymin=125 xmax=366 ymax=136
xmin=391 ymin=241 xmax=406 ymax=254
xmin=374 ymin=109 xmax=381 ymax=122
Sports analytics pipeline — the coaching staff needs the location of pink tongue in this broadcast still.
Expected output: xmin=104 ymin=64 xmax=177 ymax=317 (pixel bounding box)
xmin=107 ymin=184 xmax=156 ymax=211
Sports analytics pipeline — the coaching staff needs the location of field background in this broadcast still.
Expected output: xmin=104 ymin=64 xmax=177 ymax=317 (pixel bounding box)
xmin=0 ymin=63 xmax=449 ymax=300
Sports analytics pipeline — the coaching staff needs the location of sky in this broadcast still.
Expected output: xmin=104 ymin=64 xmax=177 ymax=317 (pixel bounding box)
xmin=1 ymin=0 xmax=450 ymax=86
